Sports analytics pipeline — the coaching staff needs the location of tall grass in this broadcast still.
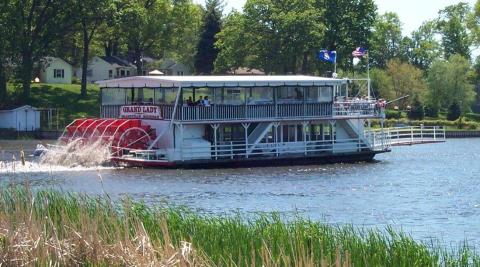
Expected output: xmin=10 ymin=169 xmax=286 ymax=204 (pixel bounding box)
xmin=0 ymin=184 xmax=478 ymax=266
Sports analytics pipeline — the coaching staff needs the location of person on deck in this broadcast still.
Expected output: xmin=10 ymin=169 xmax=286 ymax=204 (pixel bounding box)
xmin=186 ymin=97 xmax=194 ymax=106
xmin=203 ymin=96 xmax=210 ymax=106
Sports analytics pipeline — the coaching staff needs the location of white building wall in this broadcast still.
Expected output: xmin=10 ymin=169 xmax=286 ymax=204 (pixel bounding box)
xmin=39 ymin=58 xmax=73 ymax=84
xmin=87 ymin=57 xmax=115 ymax=83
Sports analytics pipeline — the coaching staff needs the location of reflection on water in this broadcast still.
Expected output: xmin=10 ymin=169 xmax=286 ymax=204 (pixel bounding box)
xmin=1 ymin=138 xmax=480 ymax=247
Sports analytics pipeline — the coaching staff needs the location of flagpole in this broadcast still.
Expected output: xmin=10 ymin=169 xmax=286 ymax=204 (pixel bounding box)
xmin=367 ymin=51 xmax=370 ymax=100
xmin=334 ymin=51 xmax=337 ymax=74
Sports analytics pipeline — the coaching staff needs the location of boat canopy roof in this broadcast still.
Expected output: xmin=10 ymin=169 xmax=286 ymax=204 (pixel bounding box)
xmin=96 ymin=75 xmax=347 ymax=88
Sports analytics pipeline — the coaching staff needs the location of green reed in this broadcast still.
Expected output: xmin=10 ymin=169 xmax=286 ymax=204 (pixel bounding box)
xmin=0 ymin=184 xmax=478 ymax=266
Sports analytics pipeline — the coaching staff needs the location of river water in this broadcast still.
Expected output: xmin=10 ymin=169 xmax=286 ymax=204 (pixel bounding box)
xmin=1 ymin=138 xmax=480 ymax=247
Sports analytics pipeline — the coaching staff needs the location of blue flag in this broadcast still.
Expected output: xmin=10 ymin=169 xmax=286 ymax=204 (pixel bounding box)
xmin=318 ymin=50 xmax=336 ymax=63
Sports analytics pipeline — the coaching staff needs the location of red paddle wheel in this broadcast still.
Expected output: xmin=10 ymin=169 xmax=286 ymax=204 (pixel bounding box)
xmin=60 ymin=118 xmax=157 ymax=158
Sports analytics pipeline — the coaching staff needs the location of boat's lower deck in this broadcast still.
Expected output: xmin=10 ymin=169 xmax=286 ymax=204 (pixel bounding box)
xmin=112 ymin=149 xmax=388 ymax=169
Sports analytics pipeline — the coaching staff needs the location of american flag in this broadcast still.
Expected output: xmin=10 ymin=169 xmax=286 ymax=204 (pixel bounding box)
xmin=352 ymin=47 xmax=367 ymax=57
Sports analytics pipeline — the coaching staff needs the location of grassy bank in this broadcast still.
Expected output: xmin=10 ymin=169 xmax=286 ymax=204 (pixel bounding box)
xmin=0 ymin=185 xmax=478 ymax=266
xmin=7 ymin=83 xmax=100 ymax=126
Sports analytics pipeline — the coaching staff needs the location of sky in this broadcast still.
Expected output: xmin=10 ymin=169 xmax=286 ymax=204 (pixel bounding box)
xmin=193 ymin=0 xmax=478 ymax=36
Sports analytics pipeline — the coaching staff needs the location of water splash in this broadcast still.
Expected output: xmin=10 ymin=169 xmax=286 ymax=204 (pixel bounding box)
xmin=0 ymin=160 xmax=118 ymax=174
xmin=39 ymin=138 xmax=111 ymax=168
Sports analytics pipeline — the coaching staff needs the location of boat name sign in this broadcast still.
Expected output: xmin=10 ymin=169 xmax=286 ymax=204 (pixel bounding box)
xmin=120 ymin=105 xmax=161 ymax=119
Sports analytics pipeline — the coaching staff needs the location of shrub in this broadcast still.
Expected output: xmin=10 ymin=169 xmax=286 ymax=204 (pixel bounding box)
xmin=385 ymin=109 xmax=401 ymax=119
xmin=447 ymin=101 xmax=461 ymax=121
xmin=408 ymin=98 xmax=425 ymax=120
xmin=424 ymin=105 xmax=439 ymax=118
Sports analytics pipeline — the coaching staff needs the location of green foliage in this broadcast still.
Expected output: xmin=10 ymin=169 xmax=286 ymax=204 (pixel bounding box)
xmin=408 ymin=96 xmax=425 ymax=120
xmin=215 ymin=0 xmax=326 ymax=74
xmin=385 ymin=109 xmax=401 ymax=119
xmin=447 ymin=101 xmax=462 ymax=121
xmin=370 ymin=59 xmax=427 ymax=108
xmin=427 ymin=55 xmax=475 ymax=112
xmin=465 ymin=112 xmax=480 ymax=121
xmin=437 ymin=3 xmax=473 ymax=60
xmin=369 ymin=12 xmax=405 ymax=68
xmin=118 ymin=0 xmax=174 ymax=73
xmin=424 ymin=104 xmax=439 ymax=118
xmin=8 ymin=83 xmax=100 ymax=125
xmin=194 ymin=0 xmax=223 ymax=74
xmin=321 ymin=0 xmax=376 ymax=71
xmin=214 ymin=11 xmax=247 ymax=73
xmin=408 ymin=21 xmax=443 ymax=71
xmin=8 ymin=0 xmax=79 ymax=99
xmin=2 ymin=185 xmax=480 ymax=266
xmin=370 ymin=68 xmax=394 ymax=100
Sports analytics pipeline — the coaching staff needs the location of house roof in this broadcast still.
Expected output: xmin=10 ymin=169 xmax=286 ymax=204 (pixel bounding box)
xmin=229 ymin=67 xmax=266 ymax=75
xmin=96 ymin=75 xmax=347 ymax=88
xmin=41 ymin=57 xmax=73 ymax=67
xmin=100 ymin=56 xmax=134 ymax=68
xmin=0 ymin=105 xmax=38 ymax=112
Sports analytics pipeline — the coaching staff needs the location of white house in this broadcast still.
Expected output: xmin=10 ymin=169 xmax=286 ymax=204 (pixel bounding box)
xmin=159 ymin=59 xmax=192 ymax=76
xmin=0 ymin=105 xmax=41 ymax=131
xmin=39 ymin=57 xmax=73 ymax=84
xmin=84 ymin=56 xmax=137 ymax=83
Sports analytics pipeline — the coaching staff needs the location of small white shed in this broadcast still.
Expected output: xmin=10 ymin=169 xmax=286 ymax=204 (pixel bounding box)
xmin=0 ymin=105 xmax=41 ymax=131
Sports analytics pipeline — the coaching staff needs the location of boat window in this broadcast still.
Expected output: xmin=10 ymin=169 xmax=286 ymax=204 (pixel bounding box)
xmin=278 ymin=87 xmax=303 ymax=102
xmin=306 ymin=87 xmax=316 ymax=102
xmin=248 ymin=87 xmax=273 ymax=104
xmin=102 ymin=88 xmax=126 ymax=105
xmin=143 ymin=88 xmax=155 ymax=104
xmin=154 ymin=88 xmax=176 ymax=104
xmin=221 ymin=125 xmax=245 ymax=141
xmin=216 ymin=87 xmax=245 ymax=105
xmin=319 ymin=86 xmax=333 ymax=103
xmin=193 ymin=87 xmax=213 ymax=104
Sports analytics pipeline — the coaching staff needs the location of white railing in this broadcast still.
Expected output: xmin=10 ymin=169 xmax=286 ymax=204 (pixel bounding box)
xmin=179 ymin=138 xmax=378 ymax=160
xmin=333 ymin=101 xmax=380 ymax=117
xmin=102 ymin=101 xmax=383 ymax=121
xmin=366 ymin=126 xmax=446 ymax=147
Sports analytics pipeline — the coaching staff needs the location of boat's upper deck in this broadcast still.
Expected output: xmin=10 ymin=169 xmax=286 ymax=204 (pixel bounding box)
xmin=97 ymin=75 xmax=382 ymax=122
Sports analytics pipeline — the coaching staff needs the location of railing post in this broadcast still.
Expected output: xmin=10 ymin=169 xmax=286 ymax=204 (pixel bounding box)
xmin=411 ymin=127 xmax=414 ymax=144
xmin=420 ymin=124 xmax=423 ymax=141
xmin=433 ymin=126 xmax=436 ymax=141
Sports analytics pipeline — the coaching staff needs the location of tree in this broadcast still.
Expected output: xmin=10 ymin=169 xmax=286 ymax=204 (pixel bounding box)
xmin=214 ymin=11 xmax=247 ymax=73
xmin=10 ymin=0 xmax=78 ymax=99
xmin=408 ymin=95 xmax=425 ymax=120
xmin=437 ymin=3 xmax=472 ymax=60
xmin=385 ymin=59 xmax=427 ymax=109
xmin=77 ymin=0 xmax=113 ymax=98
xmin=408 ymin=21 xmax=443 ymax=71
xmin=194 ymin=0 xmax=223 ymax=74
xmin=215 ymin=0 xmax=325 ymax=74
xmin=370 ymin=68 xmax=394 ymax=100
xmin=119 ymin=0 xmax=173 ymax=75
xmin=321 ymin=0 xmax=377 ymax=71
xmin=427 ymin=55 xmax=475 ymax=112
xmin=369 ymin=12 xmax=404 ymax=68
xmin=168 ymin=0 xmax=203 ymax=69
xmin=447 ymin=101 xmax=462 ymax=120
xmin=0 ymin=1 xmax=13 ymax=105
